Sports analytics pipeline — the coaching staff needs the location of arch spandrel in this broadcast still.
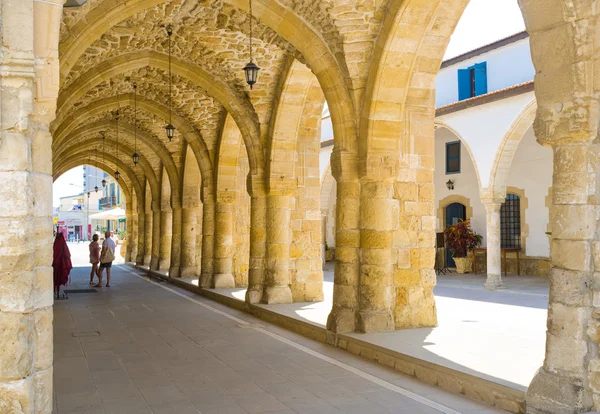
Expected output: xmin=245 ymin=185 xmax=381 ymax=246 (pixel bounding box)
xmin=54 ymin=50 xmax=264 ymax=174
xmin=59 ymin=0 xmax=358 ymax=154
xmin=54 ymin=160 xmax=133 ymax=204
xmin=55 ymin=139 xmax=160 ymax=200
xmin=53 ymin=119 xmax=180 ymax=202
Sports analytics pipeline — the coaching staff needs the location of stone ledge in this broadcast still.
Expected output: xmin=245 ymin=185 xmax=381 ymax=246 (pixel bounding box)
xmin=130 ymin=264 xmax=525 ymax=413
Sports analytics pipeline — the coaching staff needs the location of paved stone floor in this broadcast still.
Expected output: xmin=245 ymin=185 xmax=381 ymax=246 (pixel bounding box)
xmin=53 ymin=262 xmax=504 ymax=413
xmin=187 ymin=265 xmax=548 ymax=389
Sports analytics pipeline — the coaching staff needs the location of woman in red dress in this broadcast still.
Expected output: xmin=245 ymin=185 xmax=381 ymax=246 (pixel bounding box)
xmin=52 ymin=232 xmax=73 ymax=299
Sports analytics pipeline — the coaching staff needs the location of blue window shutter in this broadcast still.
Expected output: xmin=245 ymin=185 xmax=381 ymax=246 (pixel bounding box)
xmin=474 ymin=62 xmax=488 ymax=96
xmin=457 ymin=69 xmax=471 ymax=101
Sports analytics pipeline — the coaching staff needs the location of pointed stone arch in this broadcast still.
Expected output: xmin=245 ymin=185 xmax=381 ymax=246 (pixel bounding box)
xmin=53 ymin=93 xmax=213 ymax=188
xmin=58 ymin=0 xmax=356 ymax=153
xmin=54 ymin=50 xmax=263 ymax=174
xmin=488 ymin=99 xmax=537 ymax=194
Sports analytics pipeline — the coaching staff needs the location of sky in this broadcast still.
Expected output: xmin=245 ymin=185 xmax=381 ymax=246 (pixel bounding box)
xmin=52 ymin=0 xmax=526 ymax=207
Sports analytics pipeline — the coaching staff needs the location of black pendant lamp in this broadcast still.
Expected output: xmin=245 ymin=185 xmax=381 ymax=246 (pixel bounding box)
xmin=243 ymin=0 xmax=260 ymax=89
xmin=101 ymin=131 xmax=107 ymax=188
xmin=132 ymin=83 xmax=139 ymax=165
xmin=114 ymin=110 xmax=121 ymax=181
xmin=165 ymin=25 xmax=175 ymax=141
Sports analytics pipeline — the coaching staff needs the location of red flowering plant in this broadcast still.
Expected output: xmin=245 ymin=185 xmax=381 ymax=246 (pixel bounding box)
xmin=444 ymin=219 xmax=482 ymax=258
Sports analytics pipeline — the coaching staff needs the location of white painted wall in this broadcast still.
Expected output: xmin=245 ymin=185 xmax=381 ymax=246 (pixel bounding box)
xmin=437 ymin=92 xmax=535 ymax=189
xmin=436 ymin=38 xmax=534 ymax=108
xmin=506 ymin=127 xmax=552 ymax=257
xmin=320 ymin=145 xmax=333 ymax=181
xmin=434 ymin=127 xmax=487 ymax=245
xmin=321 ymin=114 xmax=333 ymax=143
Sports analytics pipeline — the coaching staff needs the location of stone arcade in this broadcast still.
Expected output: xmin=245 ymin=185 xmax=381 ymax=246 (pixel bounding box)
xmin=1 ymin=0 xmax=599 ymax=412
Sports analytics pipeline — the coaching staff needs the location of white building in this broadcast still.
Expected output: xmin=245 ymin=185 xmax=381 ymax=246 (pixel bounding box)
xmin=56 ymin=191 xmax=102 ymax=241
xmin=321 ymin=32 xmax=551 ymax=276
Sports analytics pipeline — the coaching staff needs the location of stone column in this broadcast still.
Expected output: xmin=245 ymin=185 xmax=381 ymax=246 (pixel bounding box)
xmin=357 ymin=177 xmax=396 ymax=333
xmin=124 ymin=203 xmax=136 ymax=262
xmin=200 ymin=191 xmax=215 ymax=287
xmin=483 ymin=199 xmax=506 ymax=290
xmin=136 ymin=209 xmax=145 ymax=264
xmin=212 ymin=192 xmax=236 ymax=288
xmin=159 ymin=208 xmax=172 ymax=271
xmin=180 ymin=205 xmax=199 ymax=277
xmin=0 ymin=0 xmax=61 ymax=410
xmin=144 ymin=208 xmax=153 ymax=266
xmin=169 ymin=204 xmax=182 ymax=277
xmin=150 ymin=202 xmax=161 ymax=270
xmin=264 ymin=178 xmax=296 ymax=304
xmin=327 ymin=150 xmax=360 ymax=334
xmin=246 ymin=174 xmax=267 ymax=304
xmin=130 ymin=211 xmax=139 ymax=263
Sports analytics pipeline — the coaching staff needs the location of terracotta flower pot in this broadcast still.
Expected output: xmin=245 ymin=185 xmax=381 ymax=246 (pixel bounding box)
xmin=454 ymin=256 xmax=473 ymax=274
xmin=325 ymin=249 xmax=334 ymax=262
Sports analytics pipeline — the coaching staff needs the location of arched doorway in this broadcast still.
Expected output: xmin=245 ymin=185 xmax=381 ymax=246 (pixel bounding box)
xmin=445 ymin=202 xmax=467 ymax=267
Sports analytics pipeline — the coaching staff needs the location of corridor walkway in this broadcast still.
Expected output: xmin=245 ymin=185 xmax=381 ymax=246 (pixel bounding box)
xmin=53 ymin=265 xmax=503 ymax=414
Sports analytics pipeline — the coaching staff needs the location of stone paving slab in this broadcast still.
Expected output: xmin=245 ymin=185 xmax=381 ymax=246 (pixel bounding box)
xmin=175 ymin=269 xmax=547 ymax=391
xmin=53 ymin=264 xmax=504 ymax=413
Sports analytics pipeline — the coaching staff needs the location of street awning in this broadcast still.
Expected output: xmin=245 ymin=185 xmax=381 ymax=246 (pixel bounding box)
xmin=89 ymin=208 xmax=126 ymax=220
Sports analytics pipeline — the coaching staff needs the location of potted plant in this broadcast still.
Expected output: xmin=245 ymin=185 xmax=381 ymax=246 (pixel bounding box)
xmin=324 ymin=242 xmax=334 ymax=262
xmin=444 ymin=220 xmax=482 ymax=274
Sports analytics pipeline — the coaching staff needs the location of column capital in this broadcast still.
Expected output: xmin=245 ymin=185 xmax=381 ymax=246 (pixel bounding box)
xmin=535 ymin=100 xmax=599 ymax=146
xmin=267 ymin=176 xmax=296 ymax=197
xmin=481 ymin=198 xmax=505 ymax=207
xmin=331 ymin=148 xmax=358 ymax=182
xmin=216 ymin=190 xmax=237 ymax=204
xmin=358 ymin=153 xmax=401 ymax=183
xmin=246 ymin=173 xmax=266 ymax=197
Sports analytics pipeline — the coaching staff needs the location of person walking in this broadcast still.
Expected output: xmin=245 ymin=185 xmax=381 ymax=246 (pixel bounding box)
xmin=96 ymin=231 xmax=116 ymax=287
xmin=89 ymin=234 xmax=101 ymax=285
xmin=52 ymin=231 xmax=72 ymax=299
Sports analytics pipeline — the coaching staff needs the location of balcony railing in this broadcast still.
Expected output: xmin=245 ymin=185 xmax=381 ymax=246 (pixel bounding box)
xmin=99 ymin=196 xmax=117 ymax=207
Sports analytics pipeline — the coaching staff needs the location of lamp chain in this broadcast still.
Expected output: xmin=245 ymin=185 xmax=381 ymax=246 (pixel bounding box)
xmin=249 ymin=0 xmax=253 ymax=63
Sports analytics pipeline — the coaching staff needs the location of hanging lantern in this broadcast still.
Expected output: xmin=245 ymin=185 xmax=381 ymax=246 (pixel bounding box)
xmin=165 ymin=123 xmax=175 ymax=140
xmin=87 ymin=192 xmax=91 ymax=198
xmin=132 ymin=152 xmax=139 ymax=165
xmin=243 ymin=0 xmax=260 ymax=89
xmin=115 ymin=171 xmax=121 ymax=181
xmin=165 ymin=25 xmax=176 ymax=141
xmin=243 ymin=61 xmax=260 ymax=89
xmin=95 ymin=185 xmax=99 ymax=193
xmin=102 ymin=178 xmax=107 ymax=188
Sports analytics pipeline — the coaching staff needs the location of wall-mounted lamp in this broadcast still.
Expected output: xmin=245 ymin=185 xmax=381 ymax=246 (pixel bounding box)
xmin=446 ymin=179 xmax=454 ymax=191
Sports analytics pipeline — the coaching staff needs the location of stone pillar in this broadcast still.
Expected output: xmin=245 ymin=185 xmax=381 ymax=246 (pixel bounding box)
xmin=169 ymin=205 xmax=182 ymax=277
xmin=327 ymin=150 xmax=359 ymax=334
xmin=180 ymin=206 xmax=199 ymax=277
xmin=483 ymin=199 xmax=506 ymax=290
xmin=136 ymin=209 xmax=145 ymax=264
xmin=357 ymin=177 xmax=396 ymax=333
xmin=144 ymin=208 xmax=153 ymax=266
xmin=264 ymin=178 xmax=296 ymax=304
xmin=150 ymin=202 xmax=161 ymax=270
xmin=159 ymin=208 xmax=172 ymax=271
xmin=246 ymin=174 xmax=267 ymax=303
xmin=212 ymin=192 xmax=236 ymax=288
xmin=124 ymin=203 xmax=135 ymax=262
xmin=0 ymin=0 xmax=61 ymax=410
xmin=200 ymin=191 xmax=215 ymax=287
xmin=130 ymin=211 xmax=139 ymax=263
